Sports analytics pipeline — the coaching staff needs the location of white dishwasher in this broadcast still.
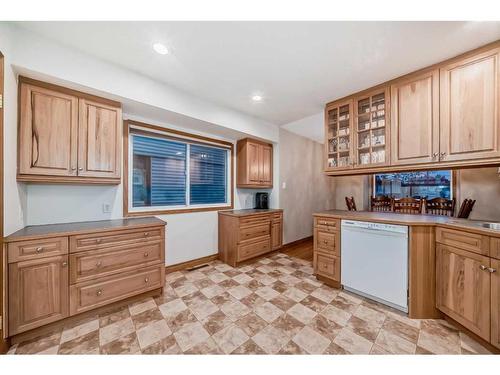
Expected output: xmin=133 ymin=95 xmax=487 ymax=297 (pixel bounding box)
xmin=341 ymin=220 xmax=409 ymax=312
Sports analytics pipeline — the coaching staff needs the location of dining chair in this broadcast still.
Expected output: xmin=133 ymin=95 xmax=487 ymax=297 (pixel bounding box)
xmin=392 ymin=197 xmax=423 ymax=214
xmin=424 ymin=197 xmax=456 ymax=217
xmin=457 ymin=199 xmax=476 ymax=219
xmin=345 ymin=196 xmax=357 ymax=211
xmin=370 ymin=195 xmax=392 ymax=212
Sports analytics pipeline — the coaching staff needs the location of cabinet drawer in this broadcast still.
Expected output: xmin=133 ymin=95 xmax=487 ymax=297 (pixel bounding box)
xmin=314 ymin=253 xmax=340 ymax=281
xmin=70 ymin=242 xmax=164 ymax=284
xmin=491 ymin=238 xmax=500 ymax=260
xmin=70 ymin=227 xmax=163 ymax=253
xmin=436 ymin=228 xmax=489 ymax=256
xmin=314 ymin=217 xmax=339 ymax=232
xmin=239 ymin=215 xmax=271 ymax=228
xmin=239 ymin=223 xmax=270 ymax=242
xmin=237 ymin=236 xmax=271 ymax=261
xmin=70 ymin=265 xmax=164 ymax=315
xmin=271 ymin=212 xmax=283 ymax=223
xmin=315 ymin=230 xmax=338 ymax=256
xmin=8 ymin=237 xmax=68 ymax=263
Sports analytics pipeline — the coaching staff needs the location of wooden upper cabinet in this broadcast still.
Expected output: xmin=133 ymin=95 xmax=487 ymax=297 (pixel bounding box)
xmin=491 ymin=258 xmax=500 ymax=349
xmin=18 ymin=77 xmax=122 ymax=184
xmin=440 ymin=47 xmax=500 ymax=162
xmin=78 ymin=99 xmax=122 ymax=179
xmin=325 ymin=100 xmax=353 ymax=171
xmin=353 ymin=87 xmax=390 ymax=168
xmin=237 ymin=138 xmax=273 ymax=188
xmin=18 ymin=83 xmax=78 ymax=177
xmin=436 ymin=244 xmax=491 ymax=341
xmin=391 ymin=69 xmax=440 ymax=165
xmin=9 ymin=255 xmax=69 ymax=335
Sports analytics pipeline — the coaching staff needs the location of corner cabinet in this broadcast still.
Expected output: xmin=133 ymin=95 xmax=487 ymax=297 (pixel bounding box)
xmin=236 ymin=138 xmax=273 ymax=188
xmin=323 ymin=42 xmax=500 ymax=175
xmin=17 ymin=77 xmax=122 ymax=184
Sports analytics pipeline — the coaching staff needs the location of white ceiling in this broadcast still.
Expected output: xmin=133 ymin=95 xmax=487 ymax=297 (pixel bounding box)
xmin=14 ymin=21 xmax=500 ymax=126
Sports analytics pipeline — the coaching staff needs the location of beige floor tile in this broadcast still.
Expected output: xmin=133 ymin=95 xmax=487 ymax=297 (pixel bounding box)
xmin=202 ymin=310 xmax=234 ymax=335
xmin=333 ymin=328 xmax=373 ymax=354
xmin=254 ymin=301 xmax=284 ymax=323
xmin=131 ymin=308 xmax=164 ymax=330
xmin=128 ymin=297 xmax=157 ymax=316
xmin=292 ymin=326 xmax=331 ymax=354
xmin=188 ymin=298 xmax=219 ymax=320
xmin=417 ymin=330 xmax=461 ymax=354
xmin=287 ymin=303 xmax=317 ymax=324
xmin=173 ymin=322 xmax=210 ymax=352
xmin=375 ymin=329 xmax=416 ymax=354
xmin=232 ymin=273 xmax=253 ymax=284
xmin=212 ymin=324 xmax=249 ymax=354
xmin=282 ymin=287 xmax=308 ymax=302
xmin=15 ymin=330 xmax=62 ymax=354
xmin=255 ymin=286 xmax=280 ymax=301
xmin=200 ymin=284 xmax=225 ymax=299
xmin=311 ymin=286 xmax=339 ymax=304
xmin=101 ymin=332 xmax=140 ymax=354
xmin=308 ymin=314 xmax=342 ymax=340
xmin=141 ymin=335 xmax=181 ymax=354
xmin=227 ymin=285 xmax=253 ymax=300
xmin=278 ymin=340 xmax=308 ymax=354
xmin=99 ymin=306 xmax=131 ymax=328
xmin=208 ymin=272 xmax=230 ymax=283
xmin=59 ymin=331 xmax=100 ymax=354
xmin=158 ymin=298 xmax=187 ymax=319
xmin=232 ymin=339 xmax=266 ymax=354
xmin=346 ymin=315 xmax=381 ymax=342
xmin=382 ymin=317 xmax=419 ymax=344
xmin=221 ymin=300 xmax=251 ymax=321
xmin=321 ymin=305 xmax=351 ymax=326
xmin=252 ymin=325 xmax=290 ymax=354
xmin=61 ymin=319 xmax=99 ymax=344
xmin=235 ymin=312 xmax=268 ymax=337
xmin=459 ymin=332 xmax=491 ymax=354
xmin=99 ymin=317 xmax=135 ymax=346
xmin=353 ymin=304 xmax=387 ymax=326
xmin=136 ymin=319 xmax=172 ymax=349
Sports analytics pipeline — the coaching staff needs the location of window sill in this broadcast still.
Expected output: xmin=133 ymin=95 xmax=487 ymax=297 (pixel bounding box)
xmin=124 ymin=205 xmax=234 ymax=217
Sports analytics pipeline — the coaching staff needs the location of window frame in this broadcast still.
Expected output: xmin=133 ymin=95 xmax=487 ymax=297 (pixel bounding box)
xmin=370 ymin=170 xmax=457 ymax=200
xmin=123 ymin=120 xmax=234 ymax=216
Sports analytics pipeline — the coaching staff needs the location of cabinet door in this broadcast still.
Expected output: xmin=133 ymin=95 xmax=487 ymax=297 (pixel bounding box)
xmin=491 ymin=258 xmax=500 ymax=349
xmin=9 ymin=255 xmax=69 ymax=335
xmin=324 ymin=100 xmax=354 ymax=171
xmin=436 ymin=244 xmax=490 ymax=341
xmin=271 ymin=221 xmax=282 ymax=250
xmin=18 ymin=83 xmax=78 ymax=176
xmin=440 ymin=47 xmax=500 ymax=162
xmin=391 ymin=70 xmax=440 ymax=165
xmin=247 ymin=141 xmax=261 ymax=183
xmin=354 ymin=87 xmax=390 ymax=168
xmin=260 ymin=144 xmax=272 ymax=185
xmin=78 ymin=99 xmax=122 ymax=178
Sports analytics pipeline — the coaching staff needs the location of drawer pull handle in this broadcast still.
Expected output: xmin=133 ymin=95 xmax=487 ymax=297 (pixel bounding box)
xmin=487 ymin=268 xmax=497 ymax=273
xmin=144 ymin=252 xmax=149 ymax=258
xmin=62 ymin=261 xmax=68 ymax=267
xmin=96 ymin=239 xmax=102 ymax=244
xmin=144 ymin=277 xmax=150 ymax=283
xmin=96 ymin=261 xmax=102 ymax=268
xmin=323 ymin=240 xmax=328 ymax=244
xmin=36 ymin=247 xmax=44 ymax=253
xmin=144 ymin=232 xmax=149 ymax=237
xmin=480 ymin=265 xmax=488 ymax=271
xmin=96 ymin=289 xmax=103 ymax=296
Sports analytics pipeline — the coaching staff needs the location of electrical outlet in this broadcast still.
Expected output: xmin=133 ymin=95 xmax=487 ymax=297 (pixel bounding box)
xmin=282 ymin=182 xmax=287 ymax=189
xmin=102 ymin=203 xmax=111 ymax=213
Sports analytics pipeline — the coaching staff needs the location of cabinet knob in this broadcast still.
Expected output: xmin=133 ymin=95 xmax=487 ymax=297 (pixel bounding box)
xmin=62 ymin=261 xmax=68 ymax=267
xmin=479 ymin=264 xmax=488 ymax=271
xmin=96 ymin=261 xmax=102 ymax=268
xmin=440 ymin=152 xmax=446 ymax=159
xmin=36 ymin=247 xmax=44 ymax=253
xmin=144 ymin=252 xmax=149 ymax=258
xmin=487 ymin=267 xmax=497 ymax=273
xmin=96 ymin=289 xmax=103 ymax=296
xmin=78 ymin=167 xmax=83 ymax=171
xmin=71 ymin=167 xmax=77 ymax=171
xmin=144 ymin=232 xmax=149 ymax=236
xmin=323 ymin=240 xmax=328 ymax=244
xmin=144 ymin=277 xmax=150 ymax=283
xmin=432 ymin=152 xmax=438 ymax=159
xmin=96 ymin=239 xmax=102 ymax=243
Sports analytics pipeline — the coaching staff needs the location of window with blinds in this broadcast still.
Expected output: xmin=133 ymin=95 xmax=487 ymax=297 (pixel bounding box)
xmin=130 ymin=130 xmax=231 ymax=211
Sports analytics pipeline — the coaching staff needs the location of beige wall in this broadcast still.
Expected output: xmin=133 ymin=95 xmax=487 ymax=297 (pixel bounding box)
xmin=456 ymin=167 xmax=500 ymax=221
xmin=279 ymin=128 xmax=335 ymax=244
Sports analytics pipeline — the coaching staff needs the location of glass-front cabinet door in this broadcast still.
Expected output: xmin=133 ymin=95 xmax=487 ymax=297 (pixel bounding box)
xmin=354 ymin=87 xmax=390 ymax=168
xmin=325 ymin=100 xmax=353 ymax=171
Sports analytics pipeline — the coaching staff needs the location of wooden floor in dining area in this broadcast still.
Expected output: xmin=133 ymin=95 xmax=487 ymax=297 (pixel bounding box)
xmin=280 ymin=237 xmax=313 ymax=261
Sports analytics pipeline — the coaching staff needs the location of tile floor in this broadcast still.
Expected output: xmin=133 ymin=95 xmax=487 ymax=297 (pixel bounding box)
xmin=6 ymin=253 xmax=493 ymax=355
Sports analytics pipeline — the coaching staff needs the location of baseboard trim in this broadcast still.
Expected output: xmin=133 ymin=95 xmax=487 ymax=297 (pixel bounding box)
xmin=0 ymin=335 xmax=10 ymax=354
xmin=279 ymin=236 xmax=313 ymax=251
xmin=165 ymin=254 xmax=219 ymax=274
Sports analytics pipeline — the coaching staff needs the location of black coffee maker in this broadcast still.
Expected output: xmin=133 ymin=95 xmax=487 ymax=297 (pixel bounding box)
xmin=255 ymin=192 xmax=269 ymax=209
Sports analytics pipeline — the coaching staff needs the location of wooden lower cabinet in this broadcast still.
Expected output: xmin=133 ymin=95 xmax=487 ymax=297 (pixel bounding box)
xmin=218 ymin=210 xmax=283 ymax=266
xmin=313 ymin=216 xmax=341 ymax=287
xmin=8 ymin=255 xmax=69 ymax=336
xmin=491 ymin=258 xmax=500 ymax=349
xmin=436 ymin=244 xmax=491 ymax=341
xmin=6 ymin=218 xmax=165 ymax=337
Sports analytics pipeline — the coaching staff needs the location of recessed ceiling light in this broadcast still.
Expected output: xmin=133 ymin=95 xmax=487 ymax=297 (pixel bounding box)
xmin=251 ymin=95 xmax=263 ymax=102
xmin=153 ymin=42 xmax=169 ymax=55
